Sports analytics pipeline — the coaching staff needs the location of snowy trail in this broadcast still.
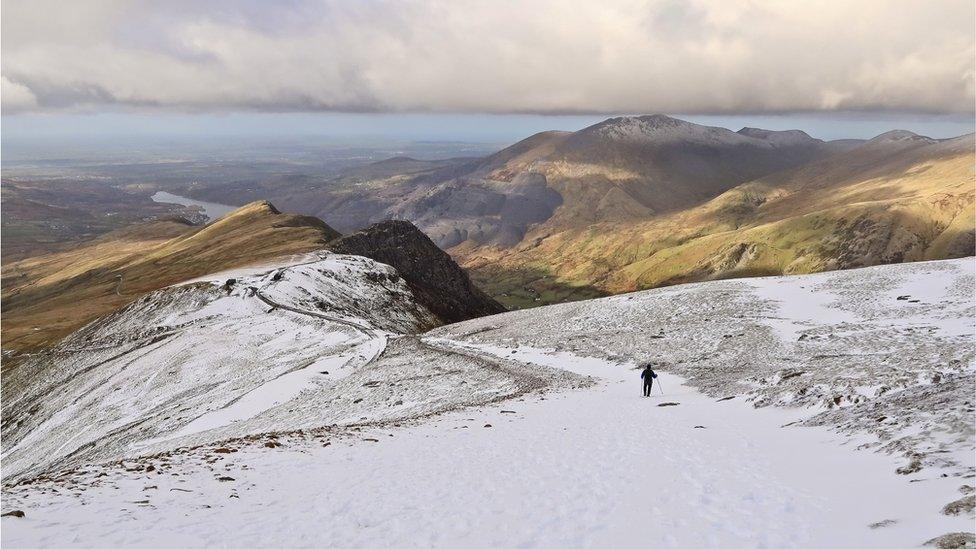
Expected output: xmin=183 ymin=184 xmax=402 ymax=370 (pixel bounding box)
xmin=3 ymin=339 xmax=966 ymax=548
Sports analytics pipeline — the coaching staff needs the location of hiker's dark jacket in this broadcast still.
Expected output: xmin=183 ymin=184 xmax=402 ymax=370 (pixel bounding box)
xmin=641 ymin=367 xmax=656 ymax=384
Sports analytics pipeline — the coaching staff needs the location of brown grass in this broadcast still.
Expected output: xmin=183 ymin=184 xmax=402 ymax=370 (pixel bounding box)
xmin=457 ymin=143 xmax=975 ymax=304
xmin=2 ymin=201 xmax=339 ymax=352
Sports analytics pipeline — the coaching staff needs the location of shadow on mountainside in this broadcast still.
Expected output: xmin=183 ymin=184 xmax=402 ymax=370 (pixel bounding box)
xmin=468 ymin=264 xmax=609 ymax=309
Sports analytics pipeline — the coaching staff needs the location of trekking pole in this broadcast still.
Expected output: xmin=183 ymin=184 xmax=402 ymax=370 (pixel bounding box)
xmin=658 ymin=378 xmax=664 ymax=395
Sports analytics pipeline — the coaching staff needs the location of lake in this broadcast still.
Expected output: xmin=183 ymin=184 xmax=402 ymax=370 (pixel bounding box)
xmin=151 ymin=191 xmax=237 ymax=221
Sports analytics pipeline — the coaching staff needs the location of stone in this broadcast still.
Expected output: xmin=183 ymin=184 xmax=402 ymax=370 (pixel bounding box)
xmin=328 ymin=220 xmax=506 ymax=324
xmin=942 ymin=495 xmax=975 ymax=516
xmin=896 ymin=456 xmax=923 ymax=475
xmin=923 ymin=532 xmax=976 ymax=548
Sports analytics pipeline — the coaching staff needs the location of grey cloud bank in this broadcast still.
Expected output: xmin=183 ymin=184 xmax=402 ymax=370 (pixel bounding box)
xmin=2 ymin=0 xmax=974 ymax=115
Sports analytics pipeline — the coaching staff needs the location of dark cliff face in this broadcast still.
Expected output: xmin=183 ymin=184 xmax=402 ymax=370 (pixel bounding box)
xmin=327 ymin=220 xmax=506 ymax=324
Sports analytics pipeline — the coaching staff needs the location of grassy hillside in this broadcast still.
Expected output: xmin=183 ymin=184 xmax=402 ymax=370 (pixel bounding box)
xmin=1 ymin=201 xmax=339 ymax=353
xmin=461 ymin=134 xmax=975 ymax=308
xmin=0 ymin=180 xmax=197 ymax=262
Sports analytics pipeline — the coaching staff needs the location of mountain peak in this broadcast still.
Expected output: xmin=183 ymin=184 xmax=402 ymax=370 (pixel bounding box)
xmin=585 ymin=116 xmax=823 ymax=148
xmin=737 ymin=127 xmax=820 ymax=146
xmin=632 ymin=113 xmax=684 ymax=126
xmin=868 ymin=130 xmax=935 ymax=144
xmin=328 ymin=220 xmax=506 ymax=323
xmin=232 ymin=200 xmax=282 ymax=216
xmin=181 ymin=199 xmax=339 ymax=252
xmin=595 ymin=113 xmax=685 ymax=131
xmin=585 ymin=114 xmax=705 ymax=142
xmin=583 ymin=114 xmax=754 ymax=147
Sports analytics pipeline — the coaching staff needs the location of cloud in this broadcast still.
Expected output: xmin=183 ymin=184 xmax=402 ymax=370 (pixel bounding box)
xmin=2 ymin=0 xmax=973 ymax=115
xmin=1 ymin=77 xmax=38 ymax=113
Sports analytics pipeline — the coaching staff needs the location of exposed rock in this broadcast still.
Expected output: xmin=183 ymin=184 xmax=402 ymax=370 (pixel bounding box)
xmin=1 ymin=510 xmax=25 ymax=518
xmin=896 ymin=456 xmax=923 ymax=475
xmin=923 ymin=532 xmax=976 ymax=548
xmin=868 ymin=519 xmax=897 ymax=529
xmin=942 ymin=495 xmax=975 ymax=516
xmin=329 ymin=220 xmax=506 ymax=324
xmin=658 ymin=402 xmax=680 ymax=407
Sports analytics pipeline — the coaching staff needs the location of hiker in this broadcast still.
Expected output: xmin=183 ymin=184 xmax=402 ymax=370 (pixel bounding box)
xmin=641 ymin=363 xmax=657 ymax=397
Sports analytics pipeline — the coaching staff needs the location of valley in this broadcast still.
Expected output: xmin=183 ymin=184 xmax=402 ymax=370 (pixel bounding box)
xmin=0 ymin=139 xmax=496 ymax=265
xmin=0 ymin=180 xmax=205 ymax=262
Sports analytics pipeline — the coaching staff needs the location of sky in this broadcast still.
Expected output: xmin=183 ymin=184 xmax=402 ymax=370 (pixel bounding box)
xmin=2 ymin=0 xmax=974 ymax=145
xmin=3 ymin=112 xmax=974 ymax=145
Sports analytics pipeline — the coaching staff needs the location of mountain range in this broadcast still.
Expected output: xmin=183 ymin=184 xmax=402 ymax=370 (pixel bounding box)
xmin=3 ymin=114 xmax=972 ymax=349
xmin=177 ymin=115 xmax=975 ymax=307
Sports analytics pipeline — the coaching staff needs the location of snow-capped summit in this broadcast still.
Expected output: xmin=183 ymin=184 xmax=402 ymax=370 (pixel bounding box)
xmin=867 ymin=129 xmax=936 ymax=144
xmin=587 ymin=114 xmax=756 ymax=146
xmin=737 ymin=127 xmax=820 ymax=146
xmin=582 ymin=115 xmax=824 ymax=150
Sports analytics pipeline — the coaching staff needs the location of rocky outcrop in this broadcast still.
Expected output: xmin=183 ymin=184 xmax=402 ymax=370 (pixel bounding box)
xmin=923 ymin=532 xmax=976 ymax=548
xmin=328 ymin=220 xmax=506 ymax=324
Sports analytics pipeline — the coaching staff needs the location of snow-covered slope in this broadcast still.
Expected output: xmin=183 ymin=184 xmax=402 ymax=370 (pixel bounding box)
xmin=1 ymin=253 xmax=440 ymax=481
xmin=1 ymin=248 xmax=582 ymax=485
xmin=435 ymin=258 xmax=976 ymax=481
xmin=2 ymin=258 xmax=973 ymax=547
xmin=3 ymin=349 xmax=968 ymax=548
